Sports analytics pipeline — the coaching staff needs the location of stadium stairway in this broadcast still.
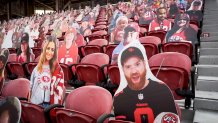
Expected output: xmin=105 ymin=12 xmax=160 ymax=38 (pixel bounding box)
xmin=193 ymin=0 xmax=218 ymax=122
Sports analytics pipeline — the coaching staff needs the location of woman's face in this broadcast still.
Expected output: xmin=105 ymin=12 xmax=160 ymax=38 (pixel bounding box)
xmin=177 ymin=19 xmax=187 ymax=27
xmin=45 ymin=42 xmax=55 ymax=61
xmin=117 ymin=19 xmax=128 ymax=30
xmin=21 ymin=42 xmax=28 ymax=52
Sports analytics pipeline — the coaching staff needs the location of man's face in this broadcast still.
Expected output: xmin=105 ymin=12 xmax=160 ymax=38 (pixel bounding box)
xmin=65 ymin=33 xmax=74 ymax=49
xmin=157 ymin=8 xmax=167 ymax=21
xmin=123 ymin=56 xmax=146 ymax=90
xmin=193 ymin=5 xmax=199 ymax=10
xmin=125 ymin=31 xmax=139 ymax=44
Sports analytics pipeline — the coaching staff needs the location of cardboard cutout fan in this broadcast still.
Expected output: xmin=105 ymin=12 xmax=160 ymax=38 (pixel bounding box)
xmin=0 ymin=97 xmax=21 ymax=123
xmin=30 ymin=35 xmax=65 ymax=106
xmin=58 ymin=27 xmax=78 ymax=65
xmin=113 ymin=42 xmax=179 ymax=123
xmin=186 ymin=0 xmax=203 ymax=22
xmin=0 ymin=48 xmax=9 ymax=92
xmin=165 ymin=13 xmax=198 ymax=45
xmin=110 ymin=16 xmax=128 ymax=44
xmin=149 ymin=7 xmax=172 ymax=32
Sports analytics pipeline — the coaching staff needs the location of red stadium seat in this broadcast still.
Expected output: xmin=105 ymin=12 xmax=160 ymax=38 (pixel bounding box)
xmin=72 ymin=53 xmax=109 ymax=86
xmin=21 ymin=100 xmax=48 ymax=123
xmin=8 ymin=48 xmax=17 ymax=54
xmin=48 ymin=86 xmax=113 ymax=123
xmin=149 ymin=52 xmax=194 ymax=101
xmin=59 ymin=63 xmax=74 ymax=87
xmin=162 ymin=41 xmax=193 ymax=59
xmin=95 ymin=21 xmax=107 ymax=26
xmin=80 ymin=39 xmax=108 ymax=56
xmin=139 ymin=36 xmax=161 ymax=59
xmin=7 ymin=62 xmax=26 ymax=79
xmin=24 ymin=62 xmax=38 ymax=77
xmin=1 ymin=78 xmax=30 ymax=99
xmin=105 ymin=64 xmax=120 ymax=94
xmin=147 ymin=30 xmax=167 ymax=43
xmin=31 ymin=47 xmax=42 ymax=59
xmin=103 ymin=44 xmax=118 ymax=59
xmin=94 ymin=25 xmax=107 ymax=30
xmin=8 ymin=53 xmax=17 ymax=62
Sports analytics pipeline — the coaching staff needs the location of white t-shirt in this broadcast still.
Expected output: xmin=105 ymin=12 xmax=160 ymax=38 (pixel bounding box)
xmin=30 ymin=65 xmax=51 ymax=104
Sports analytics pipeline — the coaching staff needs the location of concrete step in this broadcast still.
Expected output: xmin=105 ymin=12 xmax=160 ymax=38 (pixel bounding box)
xmin=203 ymin=20 xmax=218 ymax=25
xmin=195 ymin=90 xmax=218 ymax=100
xmin=181 ymin=109 xmax=195 ymax=123
xmin=203 ymin=25 xmax=218 ymax=30
xmin=193 ymin=109 xmax=218 ymax=123
xmin=196 ymin=65 xmax=218 ymax=76
xmin=199 ymin=56 xmax=218 ymax=65
xmin=202 ymin=27 xmax=218 ymax=32
xmin=196 ymin=78 xmax=218 ymax=92
xmin=200 ymin=48 xmax=218 ymax=55
xmin=195 ymin=90 xmax=218 ymax=111
xmin=200 ymin=36 xmax=218 ymax=42
xmin=201 ymin=42 xmax=218 ymax=48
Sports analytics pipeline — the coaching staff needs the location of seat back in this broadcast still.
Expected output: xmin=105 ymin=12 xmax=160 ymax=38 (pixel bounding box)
xmin=1 ymin=78 xmax=30 ymax=99
xmin=88 ymin=39 xmax=108 ymax=46
xmin=55 ymin=108 xmax=96 ymax=123
xmin=107 ymin=65 xmax=120 ymax=86
xmin=81 ymin=45 xmax=103 ymax=56
xmin=65 ymin=86 xmax=113 ymax=120
xmin=139 ymin=36 xmax=161 ymax=45
xmin=59 ymin=63 xmax=73 ymax=87
xmin=31 ymin=47 xmax=42 ymax=59
xmin=24 ymin=62 xmax=38 ymax=76
xmin=21 ymin=101 xmax=48 ymax=123
xmin=147 ymin=30 xmax=167 ymax=43
xmin=8 ymin=48 xmax=17 ymax=54
xmin=149 ymin=52 xmax=191 ymax=99
xmin=162 ymin=42 xmax=193 ymax=59
xmin=103 ymin=44 xmax=118 ymax=59
xmin=7 ymin=62 xmax=26 ymax=78
xmin=8 ymin=53 xmax=17 ymax=62
xmin=141 ymin=43 xmax=159 ymax=59
xmin=81 ymin=53 xmax=109 ymax=67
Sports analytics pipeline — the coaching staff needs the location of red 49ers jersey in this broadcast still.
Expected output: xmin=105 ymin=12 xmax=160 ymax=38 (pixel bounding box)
xmin=149 ymin=19 xmax=172 ymax=32
xmin=168 ymin=31 xmax=186 ymax=42
xmin=58 ymin=42 xmax=78 ymax=65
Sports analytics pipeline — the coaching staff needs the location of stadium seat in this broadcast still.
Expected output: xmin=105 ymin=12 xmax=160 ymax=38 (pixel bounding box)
xmin=71 ymin=53 xmax=109 ymax=87
xmin=31 ymin=47 xmax=42 ymax=59
xmin=8 ymin=53 xmax=17 ymax=62
xmin=139 ymin=36 xmax=161 ymax=59
xmin=103 ymin=44 xmax=118 ymax=60
xmin=147 ymin=30 xmax=167 ymax=43
xmin=1 ymin=78 xmax=30 ymax=99
xmin=6 ymin=62 xmax=26 ymax=79
xmin=59 ymin=63 xmax=74 ymax=87
xmin=47 ymin=86 xmax=113 ymax=123
xmin=8 ymin=48 xmax=17 ymax=54
xmin=21 ymin=100 xmax=48 ymax=123
xmin=104 ymin=64 xmax=120 ymax=94
xmin=80 ymin=39 xmax=108 ymax=56
xmin=24 ymin=62 xmax=38 ymax=77
xmin=149 ymin=52 xmax=195 ymax=108
xmin=162 ymin=41 xmax=193 ymax=59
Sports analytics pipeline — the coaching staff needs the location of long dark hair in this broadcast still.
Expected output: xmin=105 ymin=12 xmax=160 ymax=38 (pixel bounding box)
xmin=17 ymin=33 xmax=31 ymax=62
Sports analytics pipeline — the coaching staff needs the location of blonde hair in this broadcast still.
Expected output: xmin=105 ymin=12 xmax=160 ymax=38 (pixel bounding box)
xmin=37 ymin=36 xmax=58 ymax=75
